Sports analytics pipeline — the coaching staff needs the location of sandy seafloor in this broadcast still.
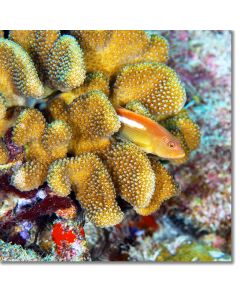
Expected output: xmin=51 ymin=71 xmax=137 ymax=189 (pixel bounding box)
xmin=0 ymin=30 xmax=232 ymax=262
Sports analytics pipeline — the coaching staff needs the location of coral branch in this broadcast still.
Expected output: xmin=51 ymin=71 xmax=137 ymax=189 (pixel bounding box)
xmin=112 ymin=62 xmax=186 ymax=120
xmin=135 ymin=160 xmax=178 ymax=215
xmin=47 ymin=154 xmax=124 ymax=227
xmin=71 ymin=30 xmax=168 ymax=77
xmin=0 ymin=38 xmax=44 ymax=106
xmin=46 ymin=35 xmax=86 ymax=91
xmin=69 ymin=90 xmax=120 ymax=138
xmin=11 ymin=160 xmax=48 ymax=191
xmin=104 ymin=140 xmax=156 ymax=208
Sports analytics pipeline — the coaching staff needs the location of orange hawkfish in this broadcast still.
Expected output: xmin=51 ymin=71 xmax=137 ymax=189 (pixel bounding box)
xmin=116 ymin=107 xmax=185 ymax=159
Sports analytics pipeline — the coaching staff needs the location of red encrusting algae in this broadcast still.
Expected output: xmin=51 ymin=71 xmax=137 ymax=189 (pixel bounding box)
xmin=52 ymin=223 xmax=76 ymax=247
xmin=51 ymin=221 xmax=86 ymax=259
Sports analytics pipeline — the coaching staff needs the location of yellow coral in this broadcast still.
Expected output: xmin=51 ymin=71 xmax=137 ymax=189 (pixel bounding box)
xmin=69 ymin=90 xmax=120 ymax=138
xmin=125 ymin=100 xmax=156 ymax=120
xmin=69 ymin=72 xmax=110 ymax=99
xmin=49 ymin=90 xmax=120 ymax=155
xmin=135 ymin=160 xmax=178 ymax=215
xmin=48 ymin=154 xmax=124 ymax=227
xmin=42 ymin=120 xmax=72 ymax=160
xmin=47 ymin=158 xmax=70 ymax=196
xmin=0 ymin=38 xmax=44 ymax=106
xmin=9 ymin=30 xmax=60 ymax=81
xmin=70 ymin=136 xmax=110 ymax=155
xmin=0 ymin=31 xmax=4 ymax=38
xmin=12 ymin=108 xmax=46 ymax=146
xmin=9 ymin=31 xmax=86 ymax=92
xmin=0 ymin=95 xmax=22 ymax=137
xmin=26 ymin=141 xmax=49 ymax=163
xmin=47 ymin=94 xmax=69 ymax=123
xmin=103 ymin=140 xmax=155 ymax=208
xmin=9 ymin=31 xmax=38 ymax=53
xmin=50 ymin=72 xmax=110 ymax=108
xmin=12 ymin=109 xmax=72 ymax=163
xmin=0 ymin=139 xmax=8 ymax=164
xmin=178 ymin=118 xmax=200 ymax=150
xmin=71 ymin=30 xmax=168 ymax=77
xmin=134 ymin=34 xmax=169 ymax=63
xmin=11 ymin=160 xmax=48 ymax=191
xmin=0 ymin=94 xmax=7 ymax=137
xmin=48 ymin=72 xmax=110 ymax=120
xmin=46 ymin=35 xmax=86 ymax=91
xmin=0 ymin=30 xmax=201 ymax=228
xmin=0 ymin=94 xmax=6 ymax=120
xmin=10 ymin=108 xmax=72 ymax=191
xmin=112 ymin=62 xmax=186 ymax=120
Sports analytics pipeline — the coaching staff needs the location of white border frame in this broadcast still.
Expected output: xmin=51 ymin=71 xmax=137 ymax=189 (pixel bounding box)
xmin=0 ymin=1 xmax=238 ymax=299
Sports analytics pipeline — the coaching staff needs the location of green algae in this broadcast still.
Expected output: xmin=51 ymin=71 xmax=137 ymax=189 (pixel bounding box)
xmin=156 ymin=242 xmax=231 ymax=262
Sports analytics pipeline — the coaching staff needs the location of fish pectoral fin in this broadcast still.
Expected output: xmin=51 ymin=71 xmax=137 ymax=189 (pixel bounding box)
xmin=137 ymin=143 xmax=154 ymax=154
xmin=120 ymin=131 xmax=151 ymax=149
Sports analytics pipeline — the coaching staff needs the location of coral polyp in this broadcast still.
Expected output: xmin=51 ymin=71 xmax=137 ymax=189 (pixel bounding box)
xmin=0 ymin=30 xmax=200 ymax=238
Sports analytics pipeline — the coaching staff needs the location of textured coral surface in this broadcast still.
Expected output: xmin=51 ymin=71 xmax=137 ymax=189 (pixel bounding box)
xmin=0 ymin=30 xmax=231 ymax=262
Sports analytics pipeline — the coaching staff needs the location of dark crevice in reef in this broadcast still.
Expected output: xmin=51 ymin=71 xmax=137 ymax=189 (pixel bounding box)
xmin=90 ymin=228 xmax=110 ymax=261
xmin=116 ymin=196 xmax=133 ymax=213
xmin=70 ymin=191 xmax=85 ymax=226
xmin=3 ymin=30 xmax=9 ymax=38
xmin=167 ymin=213 xmax=210 ymax=239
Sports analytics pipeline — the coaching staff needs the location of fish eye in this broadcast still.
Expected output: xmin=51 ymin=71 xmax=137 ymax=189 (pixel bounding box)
xmin=167 ymin=141 xmax=175 ymax=148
